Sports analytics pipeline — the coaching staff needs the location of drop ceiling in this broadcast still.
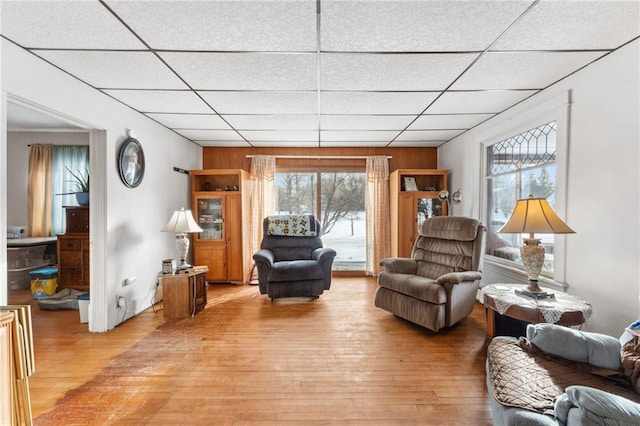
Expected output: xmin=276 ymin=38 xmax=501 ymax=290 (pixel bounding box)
xmin=1 ymin=0 xmax=638 ymax=147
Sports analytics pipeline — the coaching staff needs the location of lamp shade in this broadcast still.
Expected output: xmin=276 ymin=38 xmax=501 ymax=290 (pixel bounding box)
xmin=161 ymin=208 xmax=203 ymax=233
xmin=498 ymin=196 xmax=574 ymax=235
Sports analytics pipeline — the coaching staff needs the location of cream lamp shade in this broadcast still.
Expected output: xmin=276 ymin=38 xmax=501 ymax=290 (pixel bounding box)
xmin=161 ymin=208 xmax=203 ymax=270
xmin=498 ymin=195 xmax=574 ymax=295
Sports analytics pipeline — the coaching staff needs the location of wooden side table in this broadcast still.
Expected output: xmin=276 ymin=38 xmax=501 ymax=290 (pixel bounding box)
xmin=483 ymin=284 xmax=592 ymax=338
xmin=161 ymin=267 xmax=209 ymax=318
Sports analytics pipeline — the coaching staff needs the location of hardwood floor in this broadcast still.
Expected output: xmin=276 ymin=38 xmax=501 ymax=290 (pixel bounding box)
xmin=8 ymin=277 xmax=493 ymax=425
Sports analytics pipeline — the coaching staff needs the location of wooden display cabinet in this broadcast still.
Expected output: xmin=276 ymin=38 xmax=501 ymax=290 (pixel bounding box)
xmin=191 ymin=169 xmax=250 ymax=284
xmin=390 ymin=169 xmax=449 ymax=258
xmin=161 ymin=269 xmax=208 ymax=318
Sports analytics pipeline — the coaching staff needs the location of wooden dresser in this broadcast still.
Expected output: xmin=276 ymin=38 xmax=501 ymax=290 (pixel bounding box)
xmin=57 ymin=206 xmax=89 ymax=291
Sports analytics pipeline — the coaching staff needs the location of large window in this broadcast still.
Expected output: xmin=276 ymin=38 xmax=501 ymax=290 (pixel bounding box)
xmin=276 ymin=172 xmax=366 ymax=270
xmin=485 ymin=121 xmax=558 ymax=275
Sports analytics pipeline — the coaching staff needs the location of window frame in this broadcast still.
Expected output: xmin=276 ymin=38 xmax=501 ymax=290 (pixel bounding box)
xmin=480 ymin=93 xmax=571 ymax=284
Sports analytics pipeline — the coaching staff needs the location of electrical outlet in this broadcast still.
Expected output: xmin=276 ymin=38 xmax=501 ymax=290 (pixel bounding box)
xmin=116 ymin=295 xmax=126 ymax=308
xmin=123 ymin=276 xmax=136 ymax=287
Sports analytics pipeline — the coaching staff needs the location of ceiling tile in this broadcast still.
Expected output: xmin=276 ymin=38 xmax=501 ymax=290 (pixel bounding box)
xmin=199 ymin=91 xmax=318 ymax=115
xmin=251 ymin=141 xmax=322 ymax=148
xmin=321 ymin=92 xmax=439 ymax=115
xmin=395 ymin=130 xmax=464 ymax=141
xmin=494 ymin=1 xmax=640 ymax=50
xmin=410 ymin=113 xmax=494 ymax=130
xmin=321 ymin=0 xmax=530 ymax=51
xmin=195 ymin=140 xmax=253 ymax=148
xmin=321 ymin=130 xmax=398 ymax=142
xmin=387 ymin=141 xmax=445 ymax=148
xmin=320 ymin=141 xmax=390 ymax=147
xmin=241 ymin=130 xmax=318 ymax=142
xmin=104 ymin=90 xmax=212 ymax=114
xmin=146 ymin=113 xmax=230 ymax=129
xmin=427 ymin=91 xmax=537 ymax=114
xmin=105 ymin=0 xmax=316 ymax=51
xmin=321 ymin=115 xmax=413 ymax=130
xmin=223 ymin=115 xmax=318 ymax=131
xmin=35 ymin=51 xmax=187 ymax=90
xmin=160 ymin=52 xmax=317 ymax=90
xmin=175 ymin=129 xmax=244 ymax=141
xmin=321 ymin=53 xmax=475 ymax=91
xmin=0 ymin=1 xmax=145 ymax=49
xmin=452 ymin=51 xmax=606 ymax=90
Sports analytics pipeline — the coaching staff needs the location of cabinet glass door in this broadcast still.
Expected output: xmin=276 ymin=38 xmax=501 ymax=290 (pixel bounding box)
xmin=197 ymin=198 xmax=223 ymax=240
xmin=416 ymin=197 xmax=443 ymax=228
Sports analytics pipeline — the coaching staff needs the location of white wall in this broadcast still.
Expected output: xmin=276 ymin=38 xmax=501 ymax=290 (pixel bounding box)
xmin=439 ymin=40 xmax=640 ymax=336
xmin=1 ymin=39 xmax=203 ymax=330
xmin=7 ymin=131 xmax=89 ymax=226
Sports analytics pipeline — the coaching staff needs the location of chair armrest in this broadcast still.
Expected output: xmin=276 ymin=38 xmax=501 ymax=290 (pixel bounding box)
xmin=555 ymin=386 xmax=640 ymax=425
xmin=379 ymin=258 xmax=417 ymax=274
xmin=436 ymin=271 xmax=482 ymax=285
xmin=253 ymin=249 xmax=275 ymax=267
xmin=313 ymin=248 xmax=337 ymax=264
xmin=527 ymin=323 xmax=621 ymax=370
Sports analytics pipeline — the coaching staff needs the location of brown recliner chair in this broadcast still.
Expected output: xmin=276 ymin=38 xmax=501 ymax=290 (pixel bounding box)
xmin=375 ymin=216 xmax=486 ymax=332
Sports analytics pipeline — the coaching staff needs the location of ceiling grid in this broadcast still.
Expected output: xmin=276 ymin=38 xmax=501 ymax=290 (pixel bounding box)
xmin=1 ymin=0 xmax=638 ymax=147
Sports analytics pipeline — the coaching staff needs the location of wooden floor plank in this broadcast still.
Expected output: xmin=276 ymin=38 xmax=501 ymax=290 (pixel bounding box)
xmin=8 ymin=277 xmax=493 ymax=425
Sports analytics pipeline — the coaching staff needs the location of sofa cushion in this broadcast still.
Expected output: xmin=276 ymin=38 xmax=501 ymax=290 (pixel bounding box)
xmin=268 ymin=260 xmax=323 ymax=283
xmin=377 ymin=272 xmax=446 ymax=304
xmin=527 ymin=323 xmax=621 ymax=371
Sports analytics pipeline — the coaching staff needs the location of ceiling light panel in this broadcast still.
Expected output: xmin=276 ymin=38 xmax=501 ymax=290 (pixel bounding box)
xmin=104 ymin=90 xmax=212 ymax=114
xmin=0 ymin=1 xmax=145 ymax=49
xmin=493 ymin=1 xmax=640 ymax=50
xmin=104 ymin=1 xmax=316 ymax=51
xmin=321 ymin=0 xmax=530 ymax=51
xmin=321 ymin=92 xmax=439 ymax=115
xmin=175 ymin=129 xmax=243 ymax=141
xmin=160 ymin=52 xmax=317 ymax=91
xmin=428 ymin=90 xmax=537 ymax=115
xmin=321 ymin=115 xmax=413 ymax=130
xmin=452 ymin=51 xmax=606 ymax=90
xmin=223 ymin=115 xmax=318 ymax=131
xmin=199 ymin=91 xmax=318 ymax=115
xmin=34 ymin=51 xmax=187 ymax=90
xmin=146 ymin=113 xmax=230 ymax=130
xmin=321 ymin=130 xmax=399 ymax=142
xmin=411 ymin=114 xmax=494 ymax=129
xmin=395 ymin=130 xmax=464 ymax=141
xmin=321 ymin=53 xmax=476 ymax=91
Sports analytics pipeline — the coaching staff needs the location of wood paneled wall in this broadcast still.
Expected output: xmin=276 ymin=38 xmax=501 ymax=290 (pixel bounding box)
xmin=202 ymin=147 xmax=438 ymax=171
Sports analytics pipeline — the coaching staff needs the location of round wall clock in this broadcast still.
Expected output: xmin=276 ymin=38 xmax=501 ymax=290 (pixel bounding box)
xmin=118 ymin=137 xmax=145 ymax=188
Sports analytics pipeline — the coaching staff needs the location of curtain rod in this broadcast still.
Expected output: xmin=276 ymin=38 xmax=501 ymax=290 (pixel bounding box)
xmin=246 ymin=155 xmax=392 ymax=159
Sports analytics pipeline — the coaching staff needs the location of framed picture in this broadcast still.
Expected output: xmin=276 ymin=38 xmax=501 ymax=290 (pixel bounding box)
xmin=403 ymin=176 xmax=418 ymax=192
xmin=118 ymin=137 xmax=145 ymax=188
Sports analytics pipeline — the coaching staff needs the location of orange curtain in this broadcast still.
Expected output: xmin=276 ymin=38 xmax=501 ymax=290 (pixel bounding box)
xmin=28 ymin=144 xmax=53 ymax=237
xmin=365 ymin=156 xmax=391 ymax=275
xmin=249 ymin=155 xmax=276 ymax=261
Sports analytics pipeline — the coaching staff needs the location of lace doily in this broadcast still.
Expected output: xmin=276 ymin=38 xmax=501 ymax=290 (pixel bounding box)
xmin=483 ymin=284 xmax=592 ymax=324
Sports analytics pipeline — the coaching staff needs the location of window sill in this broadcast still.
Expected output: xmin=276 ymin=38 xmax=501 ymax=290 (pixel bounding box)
xmin=482 ymin=256 xmax=568 ymax=292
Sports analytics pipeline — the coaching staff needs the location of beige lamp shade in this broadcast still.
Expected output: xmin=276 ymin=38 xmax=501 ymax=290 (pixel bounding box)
xmin=161 ymin=208 xmax=203 ymax=234
xmin=498 ymin=196 xmax=574 ymax=236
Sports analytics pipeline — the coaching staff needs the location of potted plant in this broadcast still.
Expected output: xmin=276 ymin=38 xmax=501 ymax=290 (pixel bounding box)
xmin=58 ymin=166 xmax=90 ymax=206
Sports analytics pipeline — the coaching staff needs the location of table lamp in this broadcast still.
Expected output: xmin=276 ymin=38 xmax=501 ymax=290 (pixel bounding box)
xmin=161 ymin=207 xmax=203 ymax=270
xmin=498 ymin=195 xmax=574 ymax=298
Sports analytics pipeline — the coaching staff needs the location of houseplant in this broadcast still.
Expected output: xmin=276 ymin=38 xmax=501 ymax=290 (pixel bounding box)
xmin=58 ymin=166 xmax=90 ymax=206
